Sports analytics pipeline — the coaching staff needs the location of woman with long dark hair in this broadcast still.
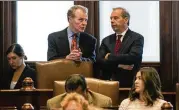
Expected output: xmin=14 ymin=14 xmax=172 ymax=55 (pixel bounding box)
xmin=119 ymin=67 xmax=166 ymax=110
xmin=1 ymin=43 xmax=36 ymax=89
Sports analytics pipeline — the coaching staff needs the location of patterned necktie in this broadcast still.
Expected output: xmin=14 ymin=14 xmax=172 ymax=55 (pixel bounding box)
xmin=71 ymin=34 xmax=77 ymax=51
xmin=114 ymin=35 xmax=122 ymax=55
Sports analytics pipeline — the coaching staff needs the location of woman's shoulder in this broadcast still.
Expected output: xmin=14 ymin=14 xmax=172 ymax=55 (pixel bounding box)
xmin=153 ymin=98 xmax=167 ymax=109
xmin=22 ymin=65 xmax=36 ymax=80
xmin=119 ymin=98 xmax=131 ymax=110
xmin=121 ymin=98 xmax=131 ymax=103
xmin=119 ymin=98 xmax=131 ymax=106
xmin=24 ymin=65 xmax=36 ymax=73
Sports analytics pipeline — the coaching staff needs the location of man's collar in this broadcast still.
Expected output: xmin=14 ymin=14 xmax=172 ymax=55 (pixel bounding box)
xmin=117 ymin=28 xmax=128 ymax=36
xmin=86 ymin=90 xmax=93 ymax=104
xmin=67 ymin=27 xmax=80 ymax=38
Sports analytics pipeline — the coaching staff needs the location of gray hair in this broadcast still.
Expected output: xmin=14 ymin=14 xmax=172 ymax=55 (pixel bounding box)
xmin=113 ymin=7 xmax=130 ymax=25
xmin=67 ymin=5 xmax=88 ymax=21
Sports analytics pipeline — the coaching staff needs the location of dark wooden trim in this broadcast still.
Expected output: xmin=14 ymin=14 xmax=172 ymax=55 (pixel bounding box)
xmin=0 ymin=89 xmax=53 ymax=109
xmin=160 ymin=1 xmax=173 ymax=91
xmin=176 ymin=83 xmax=179 ymax=110
xmin=172 ymin=1 xmax=179 ymax=84
xmin=0 ymin=1 xmax=16 ymax=81
xmin=0 ymin=2 xmax=3 ymax=78
xmin=160 ymin=1 xmax=179 ymax=91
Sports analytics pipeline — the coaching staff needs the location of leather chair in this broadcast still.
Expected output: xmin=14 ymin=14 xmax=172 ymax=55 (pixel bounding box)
xmin=36 ymin=59 xmax=93 ymax=89
xmin=53 ymin=78 xmax=119 ymax=106
xmin=176 ymin=83 xmax=179 ymax=110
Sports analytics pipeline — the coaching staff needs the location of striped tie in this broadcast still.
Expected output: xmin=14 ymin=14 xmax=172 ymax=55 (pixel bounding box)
xmin=114 ymin=35 xmax=122 ymax=55
xmin=71 ymin=34 xmax=77 ymax=51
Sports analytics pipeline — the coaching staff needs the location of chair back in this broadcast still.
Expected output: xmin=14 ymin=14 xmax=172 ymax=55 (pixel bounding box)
xmin=53 ymin=78 xmax=119 ymax=106
xmin=36 ymin=59 xmax=93 ymax=89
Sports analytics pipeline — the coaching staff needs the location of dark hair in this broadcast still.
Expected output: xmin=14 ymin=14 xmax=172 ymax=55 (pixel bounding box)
xmin=113 ymin=7 xmax=130 ymax=26
xmin=6 ymin=43 xmax=27 ymax=60
xmin=65 ymin=74 xmax=87 ymax=92
xmin=129 ymin=67 xmax=164 ymax=106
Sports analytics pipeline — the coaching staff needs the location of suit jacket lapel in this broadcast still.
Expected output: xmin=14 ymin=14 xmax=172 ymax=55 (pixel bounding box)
xmin=120 ymin=29 xmax=133 ymax=53
xmin=79 ymin=33 xmax=84 ymax=52
xmin=109 ymin=34 xmax=117 ymax=54
xmin=87 ymin=90 xmax=94 ymax=105
xmin=58 ymin=28 xmax=70 ymax=53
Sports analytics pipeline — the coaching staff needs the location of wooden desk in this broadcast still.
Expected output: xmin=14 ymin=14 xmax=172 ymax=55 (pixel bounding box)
xmin=0 ymin=89 xmax=53 ymax=110
xmin=0 ymin=88 xmax=176 ymax=110
xmin=103 ymin=106 xmax=118 ymax=110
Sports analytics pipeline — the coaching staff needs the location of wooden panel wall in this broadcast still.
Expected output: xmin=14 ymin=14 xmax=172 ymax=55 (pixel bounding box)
xmin=0 ymin=1 xmax=179 ymax=91
xmin=0 ymin=1 xmax=16 ymax=83
xmin=160 ymin=1 xmax=179 ymax=91
xmin=172 ymin=1 xmax=179 ymax=90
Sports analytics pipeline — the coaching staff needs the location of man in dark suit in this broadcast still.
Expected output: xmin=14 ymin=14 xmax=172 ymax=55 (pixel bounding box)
xmin=47 ymin=5 xmax=96 ymax=62
xmin=97 ymin=7 xmax=144 ymax=87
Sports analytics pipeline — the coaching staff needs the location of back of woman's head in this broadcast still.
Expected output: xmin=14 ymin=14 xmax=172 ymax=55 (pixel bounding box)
xmin=61 ymin=93 xmax=89 ymax=110
xmin=129 ymin=67 xmax=164 ymax=106
xmin=6 ymin=43 xmax=27 ymax=60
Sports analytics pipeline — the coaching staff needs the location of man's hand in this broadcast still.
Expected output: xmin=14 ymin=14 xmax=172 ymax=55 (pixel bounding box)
xmin=66 ymin=49 xmax=82 ymax=61
xmin=118 ymin=64 xmax=134 ymax=70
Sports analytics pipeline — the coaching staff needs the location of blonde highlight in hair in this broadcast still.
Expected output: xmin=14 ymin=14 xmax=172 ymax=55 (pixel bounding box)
xmin=61 ymin=93 xmax=89 ymax=110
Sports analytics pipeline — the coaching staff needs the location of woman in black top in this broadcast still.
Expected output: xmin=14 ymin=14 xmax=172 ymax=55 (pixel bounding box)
xmin=1 ymin=43 xmax=36 ymax=89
